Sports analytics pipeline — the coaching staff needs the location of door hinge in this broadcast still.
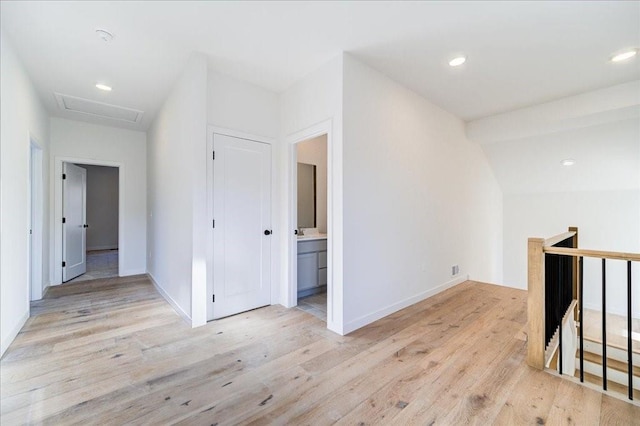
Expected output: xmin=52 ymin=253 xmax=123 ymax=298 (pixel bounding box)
xmin=62 ymin=261 xmax=66 ymax=267
xmin=212 ymin=219 xmax=215 ymax=228
xmin=212 ymin=151 xmax=215 ymax=160
xmin=212 ymin=294 xmax=215 ymax=303
xmin=62 ymin=173 xmax=66 ymax=180
xmin=62 ymin=217 xmax=66 ymax=224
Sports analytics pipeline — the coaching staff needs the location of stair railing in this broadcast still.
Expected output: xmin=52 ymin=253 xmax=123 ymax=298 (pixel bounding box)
xmin=527 ymin=226 xmax=640 ymax=400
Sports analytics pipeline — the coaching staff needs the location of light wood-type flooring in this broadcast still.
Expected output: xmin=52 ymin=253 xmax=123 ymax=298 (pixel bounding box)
xmin=1 ymin=276 xmax=638 ymax=424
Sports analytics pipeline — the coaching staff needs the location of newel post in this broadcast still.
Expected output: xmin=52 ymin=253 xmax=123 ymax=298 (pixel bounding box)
xmin=527 ymin=237 xmax=545 ymax=369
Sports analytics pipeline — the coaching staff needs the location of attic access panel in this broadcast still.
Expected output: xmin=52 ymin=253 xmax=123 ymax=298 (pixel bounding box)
xmin=54 ymin=93 xmax=144 ymax=124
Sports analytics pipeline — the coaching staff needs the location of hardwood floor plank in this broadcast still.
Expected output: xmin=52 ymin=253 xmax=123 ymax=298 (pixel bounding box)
xmin=599 ymin=393 xmax=640 ymax=424
xmin=389 ymin=317 xmax=527 ymax=424
xmin=493 ymin=366 xmax=561 ymax=425
xmin=243 ymin=287 xmax=514 ymax=425
xmin=546 ymin=379 xmax=603 ymax=425
xmin=437 ymin=339 xmax=528 ymax=424
xmin=1 ymin=276 xmax=637 ymax=425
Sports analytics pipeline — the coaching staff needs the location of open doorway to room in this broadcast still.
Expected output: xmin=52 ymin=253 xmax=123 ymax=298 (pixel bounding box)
xmin=294 ymin=134 xmax=328 ymax=322
xmin=64 ymin=163 xmax=119 ymax=283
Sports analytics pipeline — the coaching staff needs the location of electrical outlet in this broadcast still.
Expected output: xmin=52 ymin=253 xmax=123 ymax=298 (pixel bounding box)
xmin=451 ymin=265 xmax=459 ymax=276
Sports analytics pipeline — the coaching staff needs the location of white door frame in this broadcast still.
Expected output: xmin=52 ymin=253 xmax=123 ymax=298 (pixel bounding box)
xmin=286 ymin=119 xmax=340 ymax=333
xmin=206 ymin=126 xmax=277 ymax=321
xmin=29 ymin=137 xmax=44 ymax=300
xmin=53 ymin=157 xmax=124 ymax=285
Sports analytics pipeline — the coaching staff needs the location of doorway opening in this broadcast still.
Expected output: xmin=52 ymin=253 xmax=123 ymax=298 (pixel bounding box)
xmin=62 ymin=162 xmax=119 ymax=283
xmin=293 ymin=134 xmax=328 ymax=322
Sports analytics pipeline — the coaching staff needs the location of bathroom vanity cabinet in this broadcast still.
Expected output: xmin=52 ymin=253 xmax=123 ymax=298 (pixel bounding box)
xmin=297 ymin=237 xmax=327 ymax=298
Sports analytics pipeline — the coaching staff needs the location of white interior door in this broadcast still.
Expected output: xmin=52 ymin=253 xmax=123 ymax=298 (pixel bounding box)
xmin=62 ymin=162 xmax=87 ymax=282
xmin=211 ymin=134 xmax=271 ymax=319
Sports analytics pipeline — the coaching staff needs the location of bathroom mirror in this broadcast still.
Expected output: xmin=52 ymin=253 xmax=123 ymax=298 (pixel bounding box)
xmin=297 ymin=162 xmax=316 ymax=228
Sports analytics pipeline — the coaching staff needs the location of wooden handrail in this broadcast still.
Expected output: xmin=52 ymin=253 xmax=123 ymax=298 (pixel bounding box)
xmin=543 ymin=246 xmax=640 ymax=262
xmin=544 ymin=231 xmax=576 ymax=248
xmin=529 ymin=226 xmax=639 ymax=399
xmin=528 ymin=226 xmax=639 ymax=371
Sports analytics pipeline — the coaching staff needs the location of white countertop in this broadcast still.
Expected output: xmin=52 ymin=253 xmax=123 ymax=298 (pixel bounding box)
xmin=297 ymin=234 xmax=327 ymax=241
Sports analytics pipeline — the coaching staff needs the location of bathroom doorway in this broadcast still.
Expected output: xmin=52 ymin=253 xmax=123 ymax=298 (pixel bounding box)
xmin=294 ymin=134 xmax=328 ymax=322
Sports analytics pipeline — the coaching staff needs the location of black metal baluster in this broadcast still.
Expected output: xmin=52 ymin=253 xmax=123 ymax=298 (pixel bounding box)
xmin=579 ymin=256 xmax=584 ymax=383
xmin=627 ymin=260 xmax=633 ymax=401
xmin=602 ymin=258 xmax=607 ymax=391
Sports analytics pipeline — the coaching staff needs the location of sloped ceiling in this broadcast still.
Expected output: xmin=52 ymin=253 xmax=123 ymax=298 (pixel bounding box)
xmin=1 ymin=1 xmax=638 ymax=130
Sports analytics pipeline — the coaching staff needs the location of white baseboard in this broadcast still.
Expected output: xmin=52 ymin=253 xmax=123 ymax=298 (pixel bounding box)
xmin=343 ymin=274 xmax=469 ymax=335
xmin=120 ymin=268 xmax=147 ymax=277
xmin=147 ymin=272 xmax=192 ymax=326
xmin=87 ymin=245 xmax=118 ymax=251
xmin=1 ymin=309 xmax=30 ymax=358
xmin=41 ymin=282 xmax=51 ymax=298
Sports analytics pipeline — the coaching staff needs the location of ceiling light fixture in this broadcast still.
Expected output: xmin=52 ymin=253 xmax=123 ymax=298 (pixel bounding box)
xmin=561 ymin=159 xmax=575 ymax=166
xmin=95 ymin=83 xmax=112 ymax=92
xmin=610 ymin=48 xmax=638 ymax=63
xmin=449 ymin=56 xmax=466 ymax=67
xmin=95 ymin=29 xmax=114 ymax=42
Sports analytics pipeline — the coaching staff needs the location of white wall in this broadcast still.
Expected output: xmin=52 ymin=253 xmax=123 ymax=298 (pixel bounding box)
xmin=1 ymin=31 xmax=50 ymax=356
xmin=296 ymin=135 xmax=328 ymax=233
xmin=504 ymin=191 xmax=640 ymax=317
xmin=280 ymin=54 xmax=344 ymax=333
xmin=208 ymin=70 xmax=279 ymax=138
xmin=50 ymin=118 xmax=146 ymax=282
xmin=147 ymin=54 xmax=208 ymax=325
xmin=472 ymin=85 xmax=640 ymax=318
xmin=83 ymin=165 xmax=119 ymax=251
xmin=341 ymin=54 xmax=503 ymax=333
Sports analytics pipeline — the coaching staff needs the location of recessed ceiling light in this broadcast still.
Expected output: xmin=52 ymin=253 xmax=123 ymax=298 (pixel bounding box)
xmin=610 ymin=48 xmax=638 ymax=63
xmin=561 ymin=159 xmax=575 ymax=166
xmin=96 ymin=83 xmax=112 ymax=92
xmin=95 ymin=29 xmax=114 ymax=42
xmin=449 ymin=56 xmax=466 ymax=67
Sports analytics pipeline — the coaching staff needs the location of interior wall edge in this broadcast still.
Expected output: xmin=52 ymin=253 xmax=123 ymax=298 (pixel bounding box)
xmin=0 ymin=309 xmax=29 ymax=359
xmin=148 ymin=272 xmax=192 ymax=326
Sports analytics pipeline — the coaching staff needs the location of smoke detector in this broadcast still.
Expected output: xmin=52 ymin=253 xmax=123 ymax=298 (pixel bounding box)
xmin=95 ymin=29 xmax=114 ymax=42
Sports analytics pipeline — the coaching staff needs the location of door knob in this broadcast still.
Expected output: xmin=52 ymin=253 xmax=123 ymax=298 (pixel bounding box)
xmin=264 ymin=230 xmax=272 ymax=235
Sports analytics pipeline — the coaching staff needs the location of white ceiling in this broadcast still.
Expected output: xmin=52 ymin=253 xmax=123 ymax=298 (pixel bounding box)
xmin=1 ymin=1 xmax=639 ymax=130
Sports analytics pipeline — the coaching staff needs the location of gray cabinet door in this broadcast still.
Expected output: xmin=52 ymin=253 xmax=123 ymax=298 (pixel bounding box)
xmin=297 ymin=252 xmax=318 ymax=290
xmin=318 ymin=267 xmax=327 ymax=286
